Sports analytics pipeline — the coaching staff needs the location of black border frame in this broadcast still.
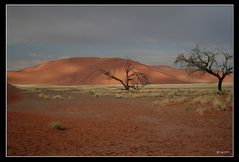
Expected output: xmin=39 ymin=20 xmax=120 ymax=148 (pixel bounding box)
xmin=1 ymin=0 xmax=238 ymax=161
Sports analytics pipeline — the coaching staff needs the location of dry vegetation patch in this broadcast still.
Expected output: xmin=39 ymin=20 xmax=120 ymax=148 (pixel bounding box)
xmin=16 ymin=84 xmax=232 ymax=114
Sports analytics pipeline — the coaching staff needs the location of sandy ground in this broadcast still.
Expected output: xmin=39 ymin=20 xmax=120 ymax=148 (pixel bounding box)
xmin=7 ymin=92 xmax=232 ymax=156
xmin=7 ymin=83 xmax=23 ymax=104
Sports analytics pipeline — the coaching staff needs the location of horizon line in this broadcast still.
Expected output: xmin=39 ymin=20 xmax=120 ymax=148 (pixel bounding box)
xmin=7 ymin=56 xmax=181 ymax=72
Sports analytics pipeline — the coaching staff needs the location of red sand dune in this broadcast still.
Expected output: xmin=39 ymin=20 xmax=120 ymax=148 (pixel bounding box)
xmin=7 ymin=83 xmax=23 ymax=104
xmin=7 ymin=57 xmax=232 ymax=85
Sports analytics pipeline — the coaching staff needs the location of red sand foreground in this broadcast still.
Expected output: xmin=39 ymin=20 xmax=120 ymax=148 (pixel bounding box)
xmin=7 ymin=88 xmax=232 ymax=156
xmin=7 ymin=83 xmax=23 ymax=104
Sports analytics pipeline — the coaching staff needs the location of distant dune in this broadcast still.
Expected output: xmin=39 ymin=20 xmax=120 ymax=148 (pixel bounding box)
xmin=7 ymin=83 xmax=23 ymax=104
xmin=7 ymin=57 xmax=232 ymax=85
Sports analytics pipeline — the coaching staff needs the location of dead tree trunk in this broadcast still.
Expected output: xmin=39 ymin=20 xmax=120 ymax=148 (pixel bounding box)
xmin=218 ymin=78 xmax=223 ymax=92
xmin=99 ymin=59 xmax=149 ymax=90
xmin=175 ymin=46 xmax=232 ymax=93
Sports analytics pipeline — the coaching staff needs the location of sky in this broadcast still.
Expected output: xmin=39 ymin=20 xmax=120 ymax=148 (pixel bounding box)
xmin=7 ymin=5 xmax=233 ymax=70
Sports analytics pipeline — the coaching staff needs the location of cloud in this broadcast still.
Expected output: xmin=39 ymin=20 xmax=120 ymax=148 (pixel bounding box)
xmin=108 ymin=48 xmax=180 ymax=65
xmin=6 ymin=5 xmax=233 ymax=70
xmin=58 ymin=56 xmax=72 ymax=59
xmin=8 ymin=52 xmax=56 ymax=70
xmin=29 ymin=52 xmax=40 ymax=57
xmin=7 ymin=5 xmax=233 ymax=46
xmin=7 ymin=59 xmax=45 ymax=71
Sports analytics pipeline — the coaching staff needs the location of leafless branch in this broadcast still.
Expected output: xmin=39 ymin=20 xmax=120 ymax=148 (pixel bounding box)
xmin=99 ymin=59 xmax=149 ymax=90
xmin=175 ymin=46 xmax=232 ymax=92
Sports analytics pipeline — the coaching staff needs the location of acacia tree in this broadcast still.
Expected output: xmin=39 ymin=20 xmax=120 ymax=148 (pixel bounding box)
xmin=99 ymin=59 xmax=149 ymax=90
xmin=175 ymin=46 xmax=233 ymax=92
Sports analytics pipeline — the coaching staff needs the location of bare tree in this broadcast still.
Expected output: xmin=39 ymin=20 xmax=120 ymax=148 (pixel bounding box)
xmin=99 ymin=59 xmax=149 ymax=90
xmin=175 ymin=46 xmax=233 ymax=92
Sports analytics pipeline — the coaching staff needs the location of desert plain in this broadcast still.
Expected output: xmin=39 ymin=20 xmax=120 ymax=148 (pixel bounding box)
xmin=7 ymin=58 xmax=233 ymax=156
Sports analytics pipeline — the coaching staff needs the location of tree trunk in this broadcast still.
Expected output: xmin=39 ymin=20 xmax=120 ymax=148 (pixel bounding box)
xmin=125 ymin=83 xmax=129 ymax=90
xmin=218 ymin=78 xmax=223 ymax=92
xmin=125 ymin=86 xmax=130 ymax=90
xmin=121 ymin=82 xmax=129 ymax=90
xmin=125 ymin=70 xmax=129 ymax=90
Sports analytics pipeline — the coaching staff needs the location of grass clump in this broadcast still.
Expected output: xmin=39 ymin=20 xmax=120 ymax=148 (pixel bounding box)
xmin=95 ymin=94 xmax=100 ymax=98
xmin=67 ymin=95 xmax=74 ymax=99
xmin=51 ymin=95 xmax=63 ymax=100
xmin=152 ymin=101 xmax=160 ymax=107
xmin=190 ymin=94 xmax=231 ymax=114
xmin=115 ymin=93 xmax=123 ymax=98
xmin=38 ymin=93 xmax=50 ymax=99
xmin=38 ymin=93 xmax=63 ymax=100
xmin=38 ymin=93 xmax=44 ymax=98
xmin=94 ymin=92 xmax=105 ymax=98
xmin=50 ymin=122 xmax=65 ymax=130
xmin=213 ymin=99 xmax=226 ymax=111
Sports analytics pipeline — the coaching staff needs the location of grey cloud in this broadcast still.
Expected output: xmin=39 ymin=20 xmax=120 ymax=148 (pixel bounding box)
xmin=6 ymin=5 xmax=233 ymax=70
xmin=7 ymin=5 xmax=233 ymax=47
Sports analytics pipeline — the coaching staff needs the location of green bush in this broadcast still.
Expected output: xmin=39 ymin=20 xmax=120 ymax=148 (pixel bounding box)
xmin=50 ymin=122 xmax=64 ymax=130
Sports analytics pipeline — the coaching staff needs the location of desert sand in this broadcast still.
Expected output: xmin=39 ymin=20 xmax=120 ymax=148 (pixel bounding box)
xmin=7 ymin=86 xmax=232 ymax=156
xmin=7 ymin=83 xmax=23 ymax=104
xmin=6 ymin=57 xmax=232 ymax=156
xmin=7 ymin=57 xmax=232 ymax=85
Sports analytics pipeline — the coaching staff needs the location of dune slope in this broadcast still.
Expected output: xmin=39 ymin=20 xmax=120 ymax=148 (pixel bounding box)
xmin=7 ymin=57 xmax=232 ymax=85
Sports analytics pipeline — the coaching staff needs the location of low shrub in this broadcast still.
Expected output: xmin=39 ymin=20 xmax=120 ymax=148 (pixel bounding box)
xmin=50 ymin=122 xmax=65 ymax=130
